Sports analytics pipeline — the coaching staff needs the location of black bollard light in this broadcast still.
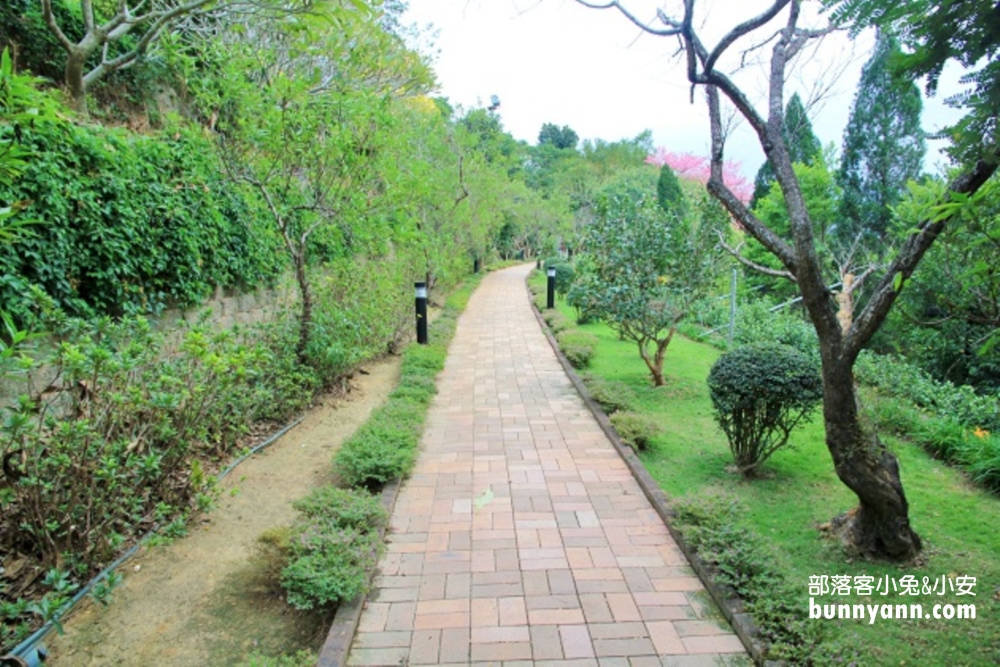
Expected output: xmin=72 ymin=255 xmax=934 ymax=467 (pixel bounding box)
xmin=546 ymin=266 xmax=556 ymax=309
xmin=536 ymin=257 xmax=541 ymax=270
xmin=474 ymin=257 xmax=481 ymax=274
xmin=415 ymin=281 xmax=428 ymax=344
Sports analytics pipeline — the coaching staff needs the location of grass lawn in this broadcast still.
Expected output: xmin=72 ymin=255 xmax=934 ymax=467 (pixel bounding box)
xmin=530 ymin=271 xmax=999 ymax=665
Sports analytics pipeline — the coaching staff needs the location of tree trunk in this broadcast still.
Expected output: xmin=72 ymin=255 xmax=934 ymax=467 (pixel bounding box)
xmin=65 ymin=49 xmax=88 ymax=115
xmin=637 ymin=340 xmax=665 ymax=387
xmin=821 ymin=358 xmax=922 ymax=560
xmin=294 ymin=253 xmax=312 ymax=365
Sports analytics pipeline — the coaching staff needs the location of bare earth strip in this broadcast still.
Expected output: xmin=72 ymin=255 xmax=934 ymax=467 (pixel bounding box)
xmin=46 ymin=356 xmax=401 ymax=666
xmin=348 ymin=264 xmax=748 ymax=666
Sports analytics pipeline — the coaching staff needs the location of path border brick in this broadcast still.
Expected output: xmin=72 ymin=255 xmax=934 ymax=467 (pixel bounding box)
xmin=526 ymin=280 xmax=768 ymax=666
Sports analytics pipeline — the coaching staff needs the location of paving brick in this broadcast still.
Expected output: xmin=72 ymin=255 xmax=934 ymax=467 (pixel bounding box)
xmin=560 ymin=624 xmax=596 ymax=659
xmin=409 ymin=629 xmax=441 ymax=665
xmin=439 ymin=626 xmax=471 ymax=664
xmin=530 ymin=625 xmax=564 ymax=660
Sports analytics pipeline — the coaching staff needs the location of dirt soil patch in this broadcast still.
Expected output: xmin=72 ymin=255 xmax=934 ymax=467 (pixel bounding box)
xmin=45 ymin=356 xmax=401 ymax=665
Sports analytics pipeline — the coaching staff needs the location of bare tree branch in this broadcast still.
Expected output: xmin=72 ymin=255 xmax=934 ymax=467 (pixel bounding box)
xmin=717 ymin=233 xmax=797 ymax=281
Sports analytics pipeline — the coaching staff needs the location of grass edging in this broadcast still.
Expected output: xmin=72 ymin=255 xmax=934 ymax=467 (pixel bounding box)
xmin=315 ymin=273 xmax=484 ymax=666
xmin=526 ymin=280 xmax=768 ymax=666
xmin=316 ymin=479 xmax=400 ymax=667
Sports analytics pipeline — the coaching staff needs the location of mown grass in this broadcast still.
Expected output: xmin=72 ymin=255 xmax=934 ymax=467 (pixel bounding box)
xmin=529 ymin=271 xmax=1000 ymax=665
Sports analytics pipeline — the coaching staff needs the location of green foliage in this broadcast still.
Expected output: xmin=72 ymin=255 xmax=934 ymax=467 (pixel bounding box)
xmin=856 ymin=351 xmax=1000 ymax=431
xmin=581 ymin=375 xmax=636 ymax=415
xmin=0 ymin=315 xmax=314 ymax=567
xmin=708 ymin=343 xmax=823 ymax=475
xmin=538 ymin=123 xmax=579 ymax=150
xmin=837 ymin=32 xmax=925 ymax=240
xmin=333 ymin=277 xmax=477 ymax=490
xmin=655 ymin=164 xmax=687 ymax=219
xmin=543 ymin=257 xmax=575 ymax=295
xmin=827 ymin=0 xmax=999 ymax=164
xmin=281 ymin=486 xmax=387 ymax=610
xmin=749 ymin=93 xmax=823 ymax=209
xmin=555 ymin=329 xmax=598 ymax=369
xmin=747 ymin=156 xmax=842 ymax=299
xmin=542 ymin=309 xmax=571 ymax=334
xmin=733 ymin=300 xmax=819 ymax=361
xmin=609 ymin=411 xmax=660 ymax=451
xmin=575 ymin=170 xmax=725 ymax=385
xmin=879 ymin=178 xmax=1000 ymax=391
xmin=672 ymin=492 xmax=823 ymax=663
xmin=0 ymin=121 xmax=284 ymax=323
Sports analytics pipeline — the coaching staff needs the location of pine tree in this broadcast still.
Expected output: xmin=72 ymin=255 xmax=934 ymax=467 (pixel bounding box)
xmin=656 ymin=164 xmax=687 ymax=219
xmin=749 ymin=93 xmax=823 ymax=209
xmin=837 ymin=32 xmax=926 ymax=240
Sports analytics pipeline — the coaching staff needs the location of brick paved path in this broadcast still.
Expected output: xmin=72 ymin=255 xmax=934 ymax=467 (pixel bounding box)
xmin=347 ymin=264 xmax=746 ymax=666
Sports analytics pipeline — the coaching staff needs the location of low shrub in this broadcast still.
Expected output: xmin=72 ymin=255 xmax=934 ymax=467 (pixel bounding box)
xmin=857 ymin=354 xmax=1000 ymax=493
xmin=543 ymin=257 xmax=575 ymax=295
xmin=582 ymin=375 xmax=636 ymax=415
xmin=733 ymin=300 xmax=819 ymax=360
xmin=334 ymin=417 xmax=419 ymax=489
xmin=543 ymin=309 xmax=571 ymax=334
xmin=856 ymin=351 xmax=1000 ymax=431
xmin=672 ymin=492 xmax=823 ymax=663
xmin=331 ymin=275 xmax=478 ymax=491
xmin=556 ymin=329 xmax=598 ymax=369
xmin=609 ymin=411 xmax=661 ymax=451
xmin=708 ymin=343 xmax=823 ymax=476
xmin=281 ymin=487 xmax=387 ymax=611
xmin=566 ymin=281 xmax=598 ymax=324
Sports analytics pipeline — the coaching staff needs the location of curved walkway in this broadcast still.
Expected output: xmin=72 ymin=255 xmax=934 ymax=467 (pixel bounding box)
xmin=347 ymin=264 xmax=746 ymax=666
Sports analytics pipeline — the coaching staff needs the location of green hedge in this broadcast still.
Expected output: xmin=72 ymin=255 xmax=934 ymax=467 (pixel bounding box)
xmin=0 ymin=120 xmax=284 ymax=324
xmin=333 ymin=276 xmax=480 ymax=489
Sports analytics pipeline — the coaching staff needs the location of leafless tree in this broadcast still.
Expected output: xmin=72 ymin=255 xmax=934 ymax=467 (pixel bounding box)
xmin=577 ymin=0 xmax=998 ymax=560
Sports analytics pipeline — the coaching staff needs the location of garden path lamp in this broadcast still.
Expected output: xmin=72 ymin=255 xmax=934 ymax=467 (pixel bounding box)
xmin=546 ymin=267 xmax=556 ymax=309
xmin=415 ymin=282 xmax=428 ymax=344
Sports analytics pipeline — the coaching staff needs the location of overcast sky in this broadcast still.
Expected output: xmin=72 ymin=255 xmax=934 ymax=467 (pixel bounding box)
xmin=403 ymin=0 xmax=965 ymax=179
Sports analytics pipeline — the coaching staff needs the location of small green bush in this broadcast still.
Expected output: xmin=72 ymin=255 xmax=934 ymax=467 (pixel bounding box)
xmin=281 ymin=487 xmax=387 ymax=610
xmin=856 ymin=351 xmax=1000 ymax=431
xmin=334 ymin=422 xmax=418 ymax=489
xmin=292 ymin=486 xmax=389 ymax=532
xmin=543 ymin=257 xmax=576 ymax=295
xmin=543 ymin=309 xmax=571 ymax=334
xmin=708 ymin=343 xmax=823 ymax=476
xmin=609 ymin=411 xmax=661 ymax=451
xmin=556 ymin=329 xmax=598 ymax=369
xmin=583 ymin=375 xmax=636 ymax=414
xmin=566 ymin=281 xmax=598 ymax=324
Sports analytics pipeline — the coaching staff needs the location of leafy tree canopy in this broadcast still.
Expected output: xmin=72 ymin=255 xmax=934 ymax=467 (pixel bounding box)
xmin=827 ymin=0 xmax=1000 ymax=164
xmin=538 ymin=122 xmax=579 ymax=150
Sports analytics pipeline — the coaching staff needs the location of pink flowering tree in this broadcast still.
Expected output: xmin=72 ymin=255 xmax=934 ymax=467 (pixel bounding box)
xmin=646 ymin=149 xmax=753 ymax=204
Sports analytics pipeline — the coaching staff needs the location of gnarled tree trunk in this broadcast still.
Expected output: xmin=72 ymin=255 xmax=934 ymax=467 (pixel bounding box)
xmin=820 ymin=354 xmax=921 ymax=558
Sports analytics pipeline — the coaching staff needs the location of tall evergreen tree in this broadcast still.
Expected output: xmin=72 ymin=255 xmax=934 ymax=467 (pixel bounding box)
xmin=837 ymin=32 xmax=926 ymax=240
xmin=656 ymin=164 xmax=687 ymax=219
xmin=749 ymin=93 xmax=823 ymax=208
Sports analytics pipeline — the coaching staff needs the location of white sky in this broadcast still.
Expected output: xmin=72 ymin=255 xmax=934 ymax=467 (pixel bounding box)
xmin=403 ymin=0 xmax=965 ymax=179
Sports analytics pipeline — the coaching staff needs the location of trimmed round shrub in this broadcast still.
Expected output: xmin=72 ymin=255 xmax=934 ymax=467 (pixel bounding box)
xmin=708 ymin=343 xmax=823 ymax=476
